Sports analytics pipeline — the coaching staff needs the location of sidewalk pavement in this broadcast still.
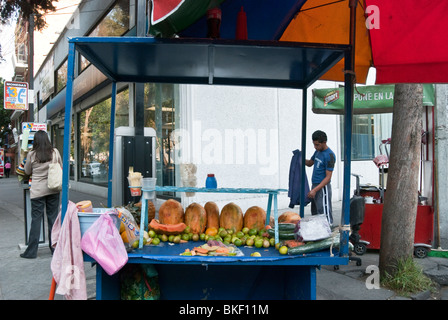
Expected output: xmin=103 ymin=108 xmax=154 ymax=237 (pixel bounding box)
xmin=1 ymin=176 xmax=448 ymax=300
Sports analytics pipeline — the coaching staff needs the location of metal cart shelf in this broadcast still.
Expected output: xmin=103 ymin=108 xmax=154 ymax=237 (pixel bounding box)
xmin=138 ymin=186 xmax=288 ymax=246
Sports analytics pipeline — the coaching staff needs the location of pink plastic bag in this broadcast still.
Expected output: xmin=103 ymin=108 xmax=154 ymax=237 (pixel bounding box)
xmin=81 ymin=214 xmax=128 ymax=275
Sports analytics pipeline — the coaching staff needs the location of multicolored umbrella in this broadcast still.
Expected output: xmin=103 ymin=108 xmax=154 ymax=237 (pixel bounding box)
xmin=149 ymin=0 xmax=448 ymax=84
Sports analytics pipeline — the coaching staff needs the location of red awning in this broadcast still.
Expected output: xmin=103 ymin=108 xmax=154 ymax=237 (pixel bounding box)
xmin=366 ymin=0 xmax=448 ymax=84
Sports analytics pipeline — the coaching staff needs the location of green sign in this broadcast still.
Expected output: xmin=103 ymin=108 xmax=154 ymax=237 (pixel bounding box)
xmin=312 ymin=84 xmax=435 ymax=115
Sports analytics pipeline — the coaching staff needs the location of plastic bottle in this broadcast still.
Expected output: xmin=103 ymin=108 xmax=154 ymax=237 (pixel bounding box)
xmin=205 ymin=174 xmax=218 ymax=188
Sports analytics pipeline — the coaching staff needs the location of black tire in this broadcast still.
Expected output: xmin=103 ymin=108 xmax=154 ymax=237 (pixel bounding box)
xmin=354 ymin=243 xmax=366 ymax=256
xmin=414 ymin=246 xmax=428 ymax=259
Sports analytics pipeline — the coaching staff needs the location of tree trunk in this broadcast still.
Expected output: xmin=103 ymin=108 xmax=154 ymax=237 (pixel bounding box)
xmin=379 ymin=83 xmax=423 ymax=278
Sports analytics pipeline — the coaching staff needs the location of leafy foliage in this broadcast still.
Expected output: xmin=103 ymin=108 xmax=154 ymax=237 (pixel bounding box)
xmin=0 ymin=0 xmax=57 ymax=31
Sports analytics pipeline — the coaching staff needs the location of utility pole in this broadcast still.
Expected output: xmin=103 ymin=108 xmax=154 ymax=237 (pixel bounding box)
xmin=27 ymin=13 xmax=34 ymax=122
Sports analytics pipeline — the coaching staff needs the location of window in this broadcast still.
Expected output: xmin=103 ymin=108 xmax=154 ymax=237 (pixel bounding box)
xmin=55 ymin=59 xmax=67 ymax=94
xmin=144 ymin=83 xmax=179 ymax=189
xmin=340 ymin=113 xmax=393 ymax=161
xmin=79 ymin=0 xmax=132 ymax=74
xmin=77 ymin=88 xmax=129 ymax=185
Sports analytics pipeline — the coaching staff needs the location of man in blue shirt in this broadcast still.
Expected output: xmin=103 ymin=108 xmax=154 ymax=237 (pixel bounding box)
xmin=305 ymin=130 xmax=336 ymax=225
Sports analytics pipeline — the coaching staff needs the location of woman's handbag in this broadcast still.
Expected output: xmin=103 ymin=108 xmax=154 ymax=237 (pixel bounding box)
xmin=47 ymin=149 xmax=62 ymax=192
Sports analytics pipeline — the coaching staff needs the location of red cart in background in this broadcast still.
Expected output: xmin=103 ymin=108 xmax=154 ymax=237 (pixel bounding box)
xmin=359 ymin=201 xmax=433 ymax=258
xmin=355 ymin=109 xmax=435 ymax=258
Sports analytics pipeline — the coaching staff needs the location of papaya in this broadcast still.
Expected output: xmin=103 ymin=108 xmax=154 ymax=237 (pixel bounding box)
xmin=158 ymin=199 xmax=184 ymax=225
xmin=278 ymin=211 xmax=301 ymax=224
xmin=149 ymin=219 xmax=186 ymax=235
xmin=219 ymin=202 xmax=243 ymax=232
xmin=204 ymin=201 xmax=220 ymax=229
xmin=135 ymin=200 xmax=156 ymax=223
xmin=243 ymin=206 xmax=266 ymax=230
xmin=184 ymin=202 xmax=207 ymax=234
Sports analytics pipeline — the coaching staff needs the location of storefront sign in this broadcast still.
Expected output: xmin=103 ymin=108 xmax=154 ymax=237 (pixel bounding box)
xmin=22 ymin=122 xmax=47 ymax=132
xmin=312 ymin=84 xmax=435 ymax=114
xmin=4 ymin=81 xmax=29 ymax=110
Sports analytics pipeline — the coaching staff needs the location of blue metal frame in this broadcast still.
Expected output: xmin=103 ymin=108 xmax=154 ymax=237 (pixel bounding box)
xmin=107 ymin=82 xmax=117 ymax=208
xmin=60 ymin=36 xmax=353 ymax=264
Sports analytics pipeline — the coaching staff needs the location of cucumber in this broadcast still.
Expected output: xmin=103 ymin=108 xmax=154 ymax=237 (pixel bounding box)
xmin=288 ymin=234 xmax=341 ymax=255
xmin=278 ymin=223 xmax=296 ymax=232
xmin=267 ymin=228 xmax=295 ymax=240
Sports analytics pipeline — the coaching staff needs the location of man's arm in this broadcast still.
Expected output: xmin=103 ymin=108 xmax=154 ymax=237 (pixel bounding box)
xmin=307 ymin=170 xmax=333 ymax=198
xmin=305 ymin=159 xmax=314 ymax=167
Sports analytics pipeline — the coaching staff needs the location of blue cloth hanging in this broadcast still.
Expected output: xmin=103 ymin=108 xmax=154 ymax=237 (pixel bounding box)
xmin=288 ymin=149 xmax=311 ymax=208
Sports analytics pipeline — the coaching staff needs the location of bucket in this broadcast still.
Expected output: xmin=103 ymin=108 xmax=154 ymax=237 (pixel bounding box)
xmin=78 ymin=208 xmax=121 ymax=237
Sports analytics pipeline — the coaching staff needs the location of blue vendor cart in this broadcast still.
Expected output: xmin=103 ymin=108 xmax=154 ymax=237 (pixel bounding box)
xmin=59 ymin=10 xmax=358 ymax=299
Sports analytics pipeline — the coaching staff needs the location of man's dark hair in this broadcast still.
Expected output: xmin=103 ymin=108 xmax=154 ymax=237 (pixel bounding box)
xmin=312 ymin=130 xmax=327 ymax=143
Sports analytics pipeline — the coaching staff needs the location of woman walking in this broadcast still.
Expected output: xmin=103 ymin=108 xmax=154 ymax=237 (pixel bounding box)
xmin=21 ymin=130 xmax=62 ymax=259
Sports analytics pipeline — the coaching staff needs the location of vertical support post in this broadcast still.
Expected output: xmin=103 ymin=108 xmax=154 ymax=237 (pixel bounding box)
xmin=61 ymin=41 xmax=76 ymax=222
xmin=107 ymin=82 xmax=117 ymax=207
xmin=300 ymin=87 xmax=308 ymax=218
xmin=340 ymin=0 xmax=358 ymax=257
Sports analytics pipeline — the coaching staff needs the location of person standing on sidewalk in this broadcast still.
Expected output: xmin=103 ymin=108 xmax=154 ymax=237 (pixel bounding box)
xmin=305 ymin=130 xmax=336 ymax=226
xmin=21 ymin=130 xmax=62 ymax=259
xmin=4 ymin=161 xmax=11 ymax=178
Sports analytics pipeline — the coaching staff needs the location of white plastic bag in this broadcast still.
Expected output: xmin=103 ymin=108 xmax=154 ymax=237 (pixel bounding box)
xmin=295 ymin=214 xmax=331 ymax=241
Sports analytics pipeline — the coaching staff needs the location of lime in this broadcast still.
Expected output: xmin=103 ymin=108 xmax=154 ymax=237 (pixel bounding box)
xmin=192 ymin=233 xmax=199 ymax=241
xmin=248 ymin=228 xmax=258 ymax=236
xmin=168 ymin=235 xmax=175 ymax=242
xmin=184 ymin=226 xmax=191 ymax=234
xmin=152 ymin=237 xmax=160 ymax=245
xmin=200 ymin=233 xmax=206 ymax=241
xmin=263 ymin=239 xmax=270 ymax=248
xmin=234 ymin=238 xmax=242 ymax=247
xmin=246 ymin=238 xmax=254 ymax=246
xmin=236 ymin=231 xmax=244 ymax=238
xmin=254 ymin=239 xmax=263 ymax=248
xmin=279 ymin=246 xmax=288 ymax=255
xmin=181 ymin=233 xmax=190 ymax=241
xmin=242 ymin=227 xmax=249 ymax=234
xmin=251 ymin=252 xmax=261 ymax=257
xmin=161 ymin=234 xmax=168 ymax=242
xmin=148 ymin=230 xmax=156 ymax=238
xmin=275 ymin=242 xmax=281 ymax=250
xmin=219 ymin=229 xmax=228 ymax=238
xmin=173 ymin=235 xmax=181 ymax=244
xmin=269 ymin=238 xmax=275 ymax=246
xmin=132 ymin=240 xmax=139 ymax=248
